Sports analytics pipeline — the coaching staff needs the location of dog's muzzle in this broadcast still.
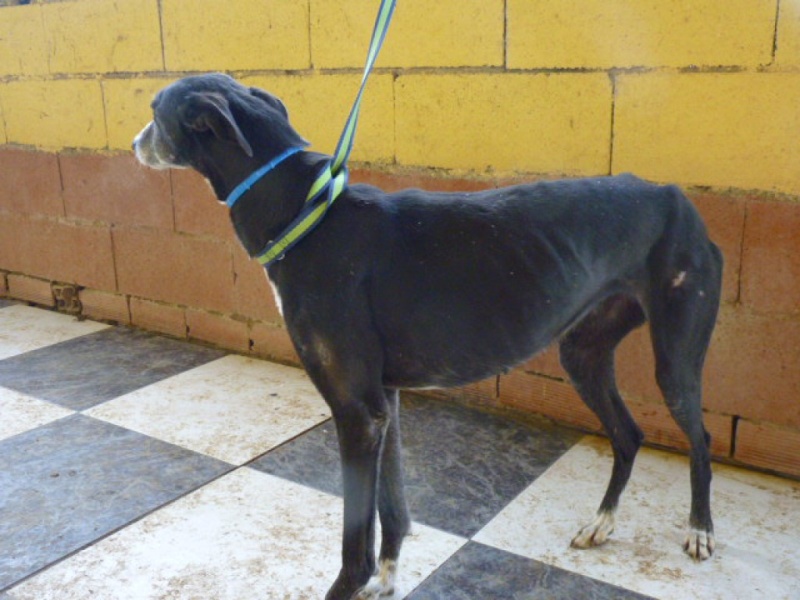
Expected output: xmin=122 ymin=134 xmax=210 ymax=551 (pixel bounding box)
xmin=132 ymin=122 xmax=185 ymax=170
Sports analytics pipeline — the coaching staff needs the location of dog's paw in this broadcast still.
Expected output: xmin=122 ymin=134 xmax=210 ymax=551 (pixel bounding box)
xmin=353 ymin=560 xmax=397 ymax=600
xmin=684 ymin=528 xmax=715 ymax=560
xmin=571 ymin=511 xmax=615 ymax=549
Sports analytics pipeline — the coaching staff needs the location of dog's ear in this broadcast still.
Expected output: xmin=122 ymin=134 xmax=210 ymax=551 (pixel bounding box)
xmin=183 ymin=92 xmax=254 ymax=157
xmin=249 ymin=87 xmax=290 ymax=119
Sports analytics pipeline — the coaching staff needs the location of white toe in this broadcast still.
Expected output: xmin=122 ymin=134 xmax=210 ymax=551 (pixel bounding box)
xmin=354 ymin=559 xmax=397 ymax=599
xmin=684 ymin=528 xmax=715 ymax=560
xmin=571 ymin=510 xmax=616 ymax=548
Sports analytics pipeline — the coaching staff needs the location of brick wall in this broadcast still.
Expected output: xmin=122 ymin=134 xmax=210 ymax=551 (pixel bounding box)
xmin=1 ymin=0 xmax=798 ymax=478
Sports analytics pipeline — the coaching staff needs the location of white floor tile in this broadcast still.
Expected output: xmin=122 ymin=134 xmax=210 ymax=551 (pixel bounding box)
xmin=86 ymin=355 xmax=331 ymax=465
xmin=0 ymin=305 xmax=109 ymax=360
xmin=7 ymin=468 xmax=466 ymax=600
xmin=0 ymin=387 xmax=73 ymax=441
xmin=475 ymin=435 xmax=800 ymax=600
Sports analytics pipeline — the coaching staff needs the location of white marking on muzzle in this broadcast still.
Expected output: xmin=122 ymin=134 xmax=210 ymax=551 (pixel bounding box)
xmin=132 ymin=122 xmax=153 ymax=165
xmin=133 ymin=121 xmax=185 ymax=171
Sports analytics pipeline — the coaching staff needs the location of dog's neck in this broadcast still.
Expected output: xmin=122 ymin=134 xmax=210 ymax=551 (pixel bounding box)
xmin=225 ymin=150 xmax=332 ymax=258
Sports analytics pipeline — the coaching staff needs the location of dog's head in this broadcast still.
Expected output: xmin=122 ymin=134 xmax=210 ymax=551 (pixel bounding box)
xmin=133 ymin=73 xmax=307 ymax=197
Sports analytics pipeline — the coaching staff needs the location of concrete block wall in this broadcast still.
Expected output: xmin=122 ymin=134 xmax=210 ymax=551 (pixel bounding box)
xmin=1 ymin=0 xmax=798 ymax=478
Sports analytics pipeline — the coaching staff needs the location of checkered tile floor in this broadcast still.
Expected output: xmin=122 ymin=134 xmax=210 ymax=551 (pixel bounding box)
xmin=1 ymin=300 xmax=799 ymax=599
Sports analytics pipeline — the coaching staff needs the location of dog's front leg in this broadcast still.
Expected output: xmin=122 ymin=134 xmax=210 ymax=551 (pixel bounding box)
xmin=326 ymin=401 xmax=389 ymax=600
xmin=365 ymin=389 xmax=411 ymax=598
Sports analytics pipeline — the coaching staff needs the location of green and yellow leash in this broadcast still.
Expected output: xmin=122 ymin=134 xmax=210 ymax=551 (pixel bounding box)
xmin=244 ymin=0 xmax=397 ymax=267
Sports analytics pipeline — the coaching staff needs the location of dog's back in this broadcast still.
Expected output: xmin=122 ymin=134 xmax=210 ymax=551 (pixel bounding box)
xmin=315 ymin=174 xmax=716 ymax=389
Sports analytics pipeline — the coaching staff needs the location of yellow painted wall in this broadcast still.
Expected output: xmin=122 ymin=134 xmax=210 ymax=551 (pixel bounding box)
xmin=1 ymin=0 xmax=799 ymax=195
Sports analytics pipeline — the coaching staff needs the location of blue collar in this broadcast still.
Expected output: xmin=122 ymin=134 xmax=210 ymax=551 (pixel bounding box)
xmin=225 ymin=146 xmax=306 ymax=208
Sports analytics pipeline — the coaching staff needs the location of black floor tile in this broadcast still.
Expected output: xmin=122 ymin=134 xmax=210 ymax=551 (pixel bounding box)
xmin=0 ymin=327 xmax=227 ymax=410
xmin=0 ymin=414 xmax=231 ymax=590
xmin=407 ymin=542 xmax=655 ymax=600
xmin=253 ymin=394 xmax=581 ymax=538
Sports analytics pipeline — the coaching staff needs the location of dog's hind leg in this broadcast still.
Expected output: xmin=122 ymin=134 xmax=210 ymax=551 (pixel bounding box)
xmin=359 ymin=389 xmax=411 ymax=599
xmin=558 ymin=294 xmax=647 ymax=549
xmin=649 ymin=242 xmax=723 ymax=560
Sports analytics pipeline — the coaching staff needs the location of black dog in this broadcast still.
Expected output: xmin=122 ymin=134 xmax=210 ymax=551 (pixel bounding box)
xmin=134 ymin=73 xmax=722 ymax=600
